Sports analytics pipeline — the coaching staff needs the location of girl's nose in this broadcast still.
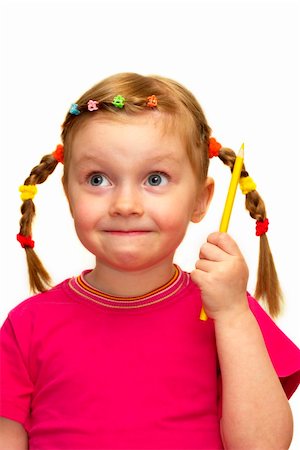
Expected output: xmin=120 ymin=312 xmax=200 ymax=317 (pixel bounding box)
xmin=109 ymin=185 xmax=144 ymax=217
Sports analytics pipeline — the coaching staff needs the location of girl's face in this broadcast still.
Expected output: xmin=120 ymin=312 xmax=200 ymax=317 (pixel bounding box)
xmin=65 ymin=114 xmax=213 ymax=273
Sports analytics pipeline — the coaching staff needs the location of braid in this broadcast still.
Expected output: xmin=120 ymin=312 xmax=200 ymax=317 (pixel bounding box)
xmin=18 ymin=154 xmax=60 ymax=293
xmin=218 ymin=146 xmax=283 ymax=317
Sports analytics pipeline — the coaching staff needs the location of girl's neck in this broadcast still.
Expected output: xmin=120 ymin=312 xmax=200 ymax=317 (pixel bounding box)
xmin=84 ymin=260 xmax=176 ymax=298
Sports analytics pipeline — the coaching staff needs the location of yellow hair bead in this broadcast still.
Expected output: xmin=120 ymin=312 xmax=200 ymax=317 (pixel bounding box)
xmin=19 ymin=184 xmax=38 ymax=201
xmin=239 ymin=176 xmax=256 ymax=195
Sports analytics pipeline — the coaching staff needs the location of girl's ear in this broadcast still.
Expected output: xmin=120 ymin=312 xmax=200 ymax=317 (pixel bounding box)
xmin=191 ymin=177 xmax=214 ymax=223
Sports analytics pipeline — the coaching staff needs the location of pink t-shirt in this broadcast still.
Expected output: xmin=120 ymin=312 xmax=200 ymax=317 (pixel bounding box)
xmin=1 ymin=266 xmax=299 ymax=449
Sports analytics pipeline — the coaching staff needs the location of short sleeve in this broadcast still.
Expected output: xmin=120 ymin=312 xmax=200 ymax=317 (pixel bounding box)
xmin=248 ymin=295 xmax=300 ymax=399
xmin=0 ymin=316 xmax=33 ymax=425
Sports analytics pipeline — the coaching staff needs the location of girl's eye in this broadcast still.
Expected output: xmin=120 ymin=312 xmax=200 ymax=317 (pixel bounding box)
xmin=88 ymin=173 xmax=110 ymax=187
xmin=146 ymin=173 xmax=169 ymax=187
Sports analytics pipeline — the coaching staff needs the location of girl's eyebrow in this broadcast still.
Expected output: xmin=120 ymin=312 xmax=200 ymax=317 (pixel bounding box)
xmin=75 ymin=152 xmax=182 ymax=165
xmin=145 ymin=153 xmax=181 ymax=164
xmin=74 ymin=154 xmax=108 ymax=165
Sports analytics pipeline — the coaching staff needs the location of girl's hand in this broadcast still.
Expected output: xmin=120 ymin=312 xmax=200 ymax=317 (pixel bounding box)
xmin=191 ymin=232 xmax=249 ymax=321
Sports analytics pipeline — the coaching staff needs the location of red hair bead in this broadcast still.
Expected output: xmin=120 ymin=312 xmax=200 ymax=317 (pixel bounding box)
xmin=17 ymin=234 xmax=35 ymax=248
xmin=208 ymin=137 xmax=222 ymax=158
xmin=52 ymin=144 xmax=64 ymax=164
xmin=256 ymin=218 xmax=269 ymax=236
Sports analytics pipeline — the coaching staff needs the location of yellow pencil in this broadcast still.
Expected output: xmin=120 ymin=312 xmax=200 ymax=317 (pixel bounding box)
xmin=200 ymin=143 xmax=245 ymax=321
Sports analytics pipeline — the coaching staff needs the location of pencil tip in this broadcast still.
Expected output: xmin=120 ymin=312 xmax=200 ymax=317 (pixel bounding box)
xmin=239 ymin=143 xmax=245 ymax=157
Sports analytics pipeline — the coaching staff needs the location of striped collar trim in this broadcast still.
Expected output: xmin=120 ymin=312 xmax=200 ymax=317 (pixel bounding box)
xmin=68 ymin=265 xmax=189 ymax=309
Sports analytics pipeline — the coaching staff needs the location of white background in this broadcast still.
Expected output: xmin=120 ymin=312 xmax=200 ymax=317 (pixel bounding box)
xmin=1 ymin=0 xmax=299 ymax=447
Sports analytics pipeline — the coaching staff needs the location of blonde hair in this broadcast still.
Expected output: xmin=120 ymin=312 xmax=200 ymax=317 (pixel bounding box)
xmin=61 ymin=73 xmax=211 ymax=184
xmin=18 ymin=72 xmax=283 ymax=316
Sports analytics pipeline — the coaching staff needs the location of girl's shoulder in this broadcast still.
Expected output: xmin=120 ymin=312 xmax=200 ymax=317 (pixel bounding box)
xmin=5 ymin=278 xmax=73 ymax=327
xmin=10 ymin=279 xmax=70 ymax=310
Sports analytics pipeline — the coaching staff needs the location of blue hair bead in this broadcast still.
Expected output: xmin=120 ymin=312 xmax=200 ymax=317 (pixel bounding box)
xmin=69 ymin=103 xmax=81 ymax=115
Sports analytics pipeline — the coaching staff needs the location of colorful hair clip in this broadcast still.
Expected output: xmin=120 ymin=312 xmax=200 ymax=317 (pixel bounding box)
xmin=52 ymin=144 xmax=64 ymax=164
xmin=87 ymin=100 xmax=99 ymax=111
xmin=147 ymin=95 xmax=158 ymax=107
xmin=208 ymin=137 xmax=222 ymax=158
xmin=70 ymin=104 xmax=81 ymax=115
xmin=112 ymin=95 xmax=125 ymax=108
xmin=239 ymin=176 xmax=257 ymax=194
xmin=256 ymin=218 xmax=269 ymax=236
xmin=16 ymin=233 xmax=35 ymax=249
xmin=19 ymin=184 xmax=38 ymax=201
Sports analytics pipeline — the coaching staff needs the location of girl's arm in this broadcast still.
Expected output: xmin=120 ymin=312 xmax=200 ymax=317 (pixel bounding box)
xmin=191 ymin=232 xmax=293 ymax=450
xmin=0 ymin=418 xmax=28 ymax=450
xmin=215 ymin=307 xmax=293 ymax=450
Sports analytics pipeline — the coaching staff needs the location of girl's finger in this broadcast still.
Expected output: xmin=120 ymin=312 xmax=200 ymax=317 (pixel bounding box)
xmin=195 ymin=259 xmax=217 ymax=273
xmin=199 ymin=242 xmax=226 ymax=262
xmin=207 ymin=232 xmax=242 ymax=256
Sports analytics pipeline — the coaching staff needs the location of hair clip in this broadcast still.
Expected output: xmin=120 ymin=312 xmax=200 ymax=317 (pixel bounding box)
xmin=147 ymin=95 xmax=158 ymax=107
xmin=19 ymin=184 xmax=38 ymax=201
xmin=208 ymin=137 xmax=222 ymax=158
xmin=70 ymin=103 xmax=81 ymax=115
xmin=239 ymin=176 xmax=257 ymax=194
xmin=69 ymin=95 xmax=161 ymax=114
xmin=16 ymin=233 xmax=35 ymax=249
xmin=52 ymin=144 xmax=64 ymax=164
xmin=112 ymin=95 xmax=125 ymax=108
xmin=87 ymin=100 xmax=99 ymax=111
xmin=256 ymin=218 xmax=269 ymax=236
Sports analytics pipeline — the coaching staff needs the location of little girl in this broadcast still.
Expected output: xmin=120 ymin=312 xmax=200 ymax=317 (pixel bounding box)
xmin=1 ymin=72 xmax=299 ymax=450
